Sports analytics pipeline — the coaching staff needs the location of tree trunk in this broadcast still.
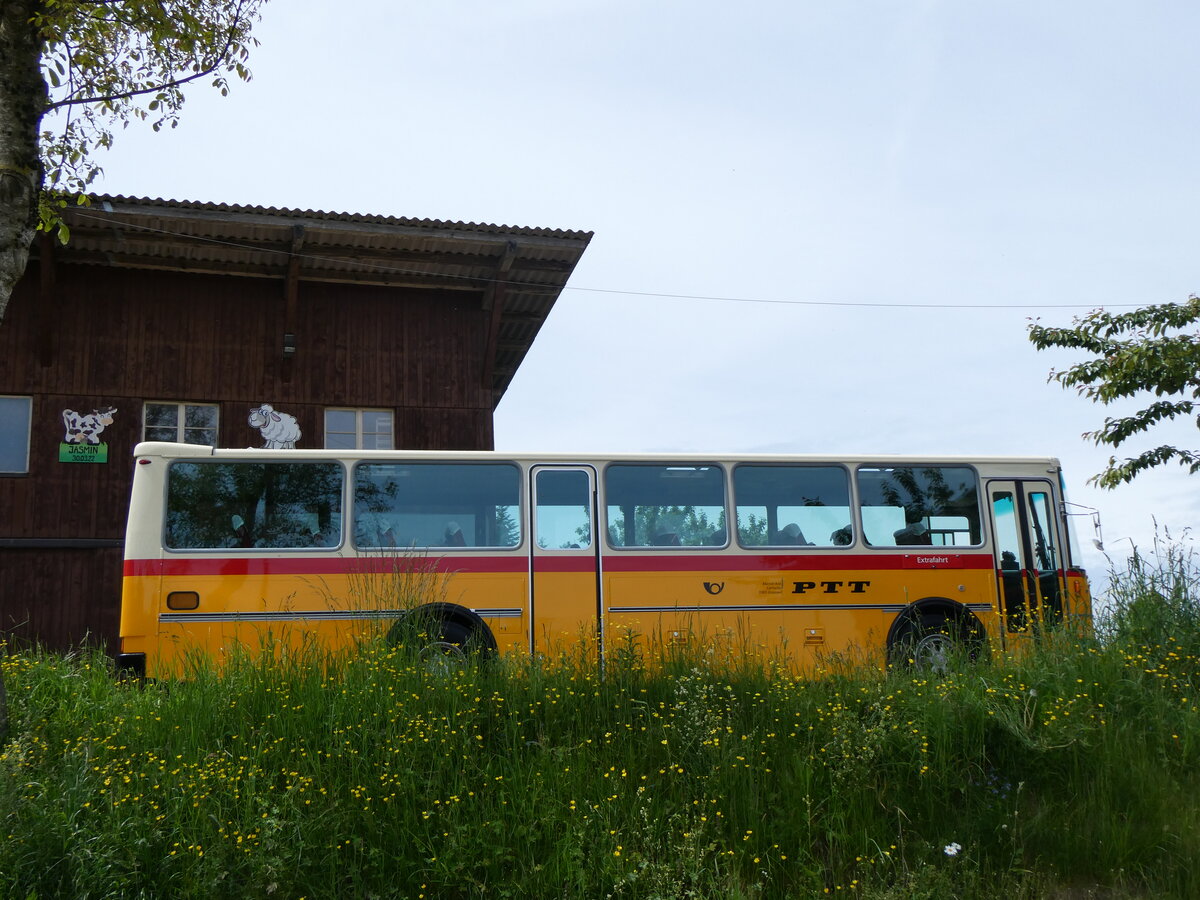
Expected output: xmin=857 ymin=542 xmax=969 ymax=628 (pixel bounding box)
xmin=0 ymin=0 xmax=46 ymax=323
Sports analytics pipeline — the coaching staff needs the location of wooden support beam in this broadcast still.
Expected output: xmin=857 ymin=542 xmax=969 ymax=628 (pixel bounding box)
xmin=481 ymin=241 xmax=519 ymax=391
xmin=34 ymin=250 xmax=525 ymax=291
xmin=285 ymin=225 xmax=304 ymax=324
xmin=281 ymin=225 xmax=304 ymax=381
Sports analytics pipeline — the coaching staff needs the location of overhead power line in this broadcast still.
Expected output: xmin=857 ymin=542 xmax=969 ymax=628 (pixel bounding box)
xmin=68 ymin=209 xmax=1157 ymax=311
xmin=561 ymin=284 xmax=1148 ymax=310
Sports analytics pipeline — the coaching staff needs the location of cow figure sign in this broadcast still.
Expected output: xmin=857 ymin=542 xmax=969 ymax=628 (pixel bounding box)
xmin=59 ymin=406 xmax=118 ymax=464
xmin=62 ymin=407 xmax=117 ymax=444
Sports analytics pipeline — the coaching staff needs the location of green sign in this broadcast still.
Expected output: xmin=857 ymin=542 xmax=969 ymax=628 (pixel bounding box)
xmin=59 ymin=442 xmax=108 ymax=464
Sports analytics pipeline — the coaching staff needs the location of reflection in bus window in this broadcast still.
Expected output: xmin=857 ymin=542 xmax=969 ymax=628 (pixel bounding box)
xmin=856 ymin=465 xmax=981 ymax=547
xmin=1028 ymin=490 xmax=1064 ymax=626
xmin=604 ymin=465 xmax=726 ymax=547
xmin=1027 ymin=491 xmax=1059 ymax=572
xmin=353 ymin=463 xmax=521 ymax=549
xmin=733 ymin=465 xmax=851 ymax=548
xmin=166 ymin=461 xmax=344 ymax=550
xmin=536 ymin=469 xmax=592 ymax=550
xmin=992 ymin=491 xmax=1031 ymax=631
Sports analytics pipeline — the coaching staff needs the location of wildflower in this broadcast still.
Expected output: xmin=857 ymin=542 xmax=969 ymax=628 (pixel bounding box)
xmin=943 ymin=842 xmax=962 ymax=857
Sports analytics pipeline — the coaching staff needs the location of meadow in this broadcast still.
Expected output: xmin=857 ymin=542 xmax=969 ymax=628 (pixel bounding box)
xmin=1 ymin=538 xmax=1198 ymax=899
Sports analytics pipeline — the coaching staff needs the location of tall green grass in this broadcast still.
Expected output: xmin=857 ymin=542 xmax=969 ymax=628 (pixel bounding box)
xmin=2 ymin=539 xmax=1199 ymax=899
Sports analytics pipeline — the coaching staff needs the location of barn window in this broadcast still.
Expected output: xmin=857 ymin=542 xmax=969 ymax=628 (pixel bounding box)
xmin=0 ymin=396 xmax=32 ymax=474
xmin=325 ymin=408 xmax=393 ymax=450
xmin=144 ymin=402 xmax=219 ymax=445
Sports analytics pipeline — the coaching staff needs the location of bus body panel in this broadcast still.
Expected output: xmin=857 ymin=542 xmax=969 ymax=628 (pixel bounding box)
xmin=530 ymin=569 xmax=600 ymax=659
xmin=601 ymin=555 xmax=996 ymax=666
xmin=119 ymin=444 xmax=1093 ymax=677
xmin=134 ymin=562 xmax=530 ymax=675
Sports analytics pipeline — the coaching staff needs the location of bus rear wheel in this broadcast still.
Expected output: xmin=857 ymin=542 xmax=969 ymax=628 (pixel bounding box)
xmin=889 ymin=613 xmax=982 ymax=675
xmin=387 ymin=613 xmax=490 ymax=672
xmin=417 ymin=620 xmax=472 ymax=674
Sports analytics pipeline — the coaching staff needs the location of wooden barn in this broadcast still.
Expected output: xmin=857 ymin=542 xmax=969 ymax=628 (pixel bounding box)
xmin=0 ymin=195 xmax=592 ymax=652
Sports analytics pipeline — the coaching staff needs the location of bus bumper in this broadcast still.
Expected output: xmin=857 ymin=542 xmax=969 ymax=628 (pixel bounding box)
xmin=115 ymin=652 xmax=146 ymax=679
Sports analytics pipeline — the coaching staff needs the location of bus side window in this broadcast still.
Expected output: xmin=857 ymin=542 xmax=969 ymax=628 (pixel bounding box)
xmin=535 ymin=469 xmax=592 ymax=550
xmin=732 ymin=464 xmax=851 ymax=549
xmin=604 ymin=464 xmax=726 ymax=548
xmin=165 ymin=461 xmax=343 ymax=550
xmin=353 ymin=462 xmax=522 ymax=550
xmin=856 ymin=465 xmax=982 ymax=548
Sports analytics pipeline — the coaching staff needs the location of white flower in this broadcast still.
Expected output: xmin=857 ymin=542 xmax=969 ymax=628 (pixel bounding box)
xmin=943 ymin=842 xmax=962 ymax=857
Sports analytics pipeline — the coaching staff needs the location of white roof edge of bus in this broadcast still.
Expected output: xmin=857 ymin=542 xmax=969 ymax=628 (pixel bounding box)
xmin=131 ymin=441 xmax=1062 ymax=468
xmin=134 ymin=441 xmax=218 ymax=458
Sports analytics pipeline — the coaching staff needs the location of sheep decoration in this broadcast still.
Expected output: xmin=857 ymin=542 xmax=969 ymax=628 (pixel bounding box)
xmin=248 ymin=404 xmax=301 ymax=449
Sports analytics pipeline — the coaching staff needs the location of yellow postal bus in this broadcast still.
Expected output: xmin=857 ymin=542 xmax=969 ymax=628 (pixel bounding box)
xmin=117 ymin=443 xmax=1093 ymax=678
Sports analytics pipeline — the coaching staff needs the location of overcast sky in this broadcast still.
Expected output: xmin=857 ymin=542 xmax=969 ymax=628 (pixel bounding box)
xmin=91 ymin=0 xmax=1200 ymax=579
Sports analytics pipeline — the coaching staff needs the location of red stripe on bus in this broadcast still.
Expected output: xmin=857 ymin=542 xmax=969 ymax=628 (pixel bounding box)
xmin=125 ymin=556 xmax=530 ymax=577
xmin=600 ymin=553 xmax=995 ymax=572
xmin=125 ymin=552 xmax=994 ymax=578
xmin=532 ymin=557 xmax=597 ymax=573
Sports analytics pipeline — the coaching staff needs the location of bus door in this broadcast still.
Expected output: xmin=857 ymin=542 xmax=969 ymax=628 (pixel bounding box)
xmin=530 ymin=466 xmax=601 ymax=660
xmin=988 ymin=480 xmax=1066 ymax=643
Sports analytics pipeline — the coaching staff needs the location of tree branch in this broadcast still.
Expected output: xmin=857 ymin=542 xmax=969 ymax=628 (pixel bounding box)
xmin=42 ymin=0 xmax=256 ymax=112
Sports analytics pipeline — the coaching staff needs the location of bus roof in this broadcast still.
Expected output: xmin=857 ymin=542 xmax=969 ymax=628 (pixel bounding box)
xmin=132 ymin=442 xmax=1063 ymax=470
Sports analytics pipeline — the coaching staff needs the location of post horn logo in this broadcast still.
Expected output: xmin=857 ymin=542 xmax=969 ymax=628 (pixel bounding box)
xmin=703 ymin=582 xmax=725 ymax=595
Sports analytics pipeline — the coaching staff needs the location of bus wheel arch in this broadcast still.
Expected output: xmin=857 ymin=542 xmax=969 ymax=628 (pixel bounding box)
xmin=887 ymin=597 xmax=988 ymax=673
xmin=387 ymin=602 xmax=498 ymax=663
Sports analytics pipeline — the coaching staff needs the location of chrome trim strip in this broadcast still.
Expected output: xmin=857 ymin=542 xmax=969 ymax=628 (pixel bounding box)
xmin=161 ymin=607 xmax=523 ymax=623
xmin=608 ymin=603 xmax=907 ymax=614
xmin=607 ymin=602 xmax=995 ymax=614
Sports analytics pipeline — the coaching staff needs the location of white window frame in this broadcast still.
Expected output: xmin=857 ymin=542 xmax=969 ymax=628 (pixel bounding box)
xmin=0 ymin=395 xmax=32 ymax=474
xmin=143 ymin=402 xmax=220 ymax=445
xmin=324 ymin=408 xmax=394 ymax=450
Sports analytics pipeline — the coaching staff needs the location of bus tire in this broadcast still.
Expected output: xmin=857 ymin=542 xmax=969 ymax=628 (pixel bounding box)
xmin=888 ymin=607 xmax=984 ymax=674
xmin=417 ymin=618 xmax=473 ymax=673
xmin=387 ymin=603 xmax=496 ymax=670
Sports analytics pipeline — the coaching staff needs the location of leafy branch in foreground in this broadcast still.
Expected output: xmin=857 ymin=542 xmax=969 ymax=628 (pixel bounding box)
xmin=0 ymin=0 xmax=266 ymax=319
xmin=35 ymin=0 xmax=263 ymax=205
xmin=1028 ymin=296 xmax=1200 ymax=488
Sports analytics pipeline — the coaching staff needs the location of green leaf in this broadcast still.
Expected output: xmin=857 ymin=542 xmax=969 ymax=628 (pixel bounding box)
xmin=1029 ymin=297 xmax=1200 ymax=488
xmin=36 ymin=0 xmax=267 ymax=195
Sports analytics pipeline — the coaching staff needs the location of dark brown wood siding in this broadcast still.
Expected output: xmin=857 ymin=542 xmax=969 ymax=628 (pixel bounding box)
xmin=0 ymin=548 xmax=123 ymax=653
xmin=0 ymin=261 xmax=500 ymax=651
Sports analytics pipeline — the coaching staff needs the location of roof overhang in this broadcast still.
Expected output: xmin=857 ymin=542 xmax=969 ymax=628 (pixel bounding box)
xmin=31 ymin=195 xmax=592 ymax=405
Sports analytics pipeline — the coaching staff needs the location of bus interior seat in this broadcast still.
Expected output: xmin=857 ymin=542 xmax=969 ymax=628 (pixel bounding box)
xmin=775 ymin=523 xmax=808 ymax=546
xmin=444 ymin=522 xmax=467 ymax=546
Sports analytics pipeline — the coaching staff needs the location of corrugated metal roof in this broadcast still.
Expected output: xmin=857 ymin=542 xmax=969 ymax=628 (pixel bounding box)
xmin=89 ymin=194 xmax=592 ymax=238
xmin=35 ymin=194 xmax=592 ymax=405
